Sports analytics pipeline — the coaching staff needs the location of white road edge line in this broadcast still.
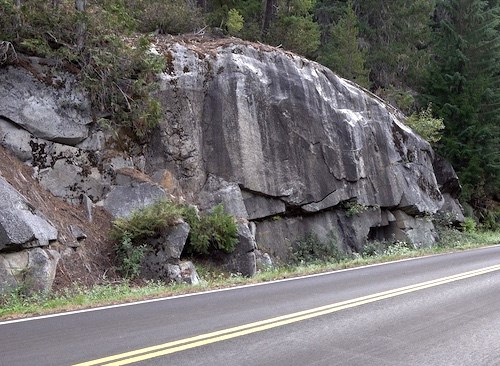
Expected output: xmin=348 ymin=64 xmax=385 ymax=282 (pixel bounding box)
xmin=1 ymin=244 xmax=499 ymax=325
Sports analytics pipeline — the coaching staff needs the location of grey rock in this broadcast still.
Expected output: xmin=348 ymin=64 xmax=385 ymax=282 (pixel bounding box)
xmin=433 ymin=154 xmax=461 ymax=197
xmin=391 ymin=210 xmax=437 ymax=247
xmin=166 ymin=261 xmax=199 ymax=285
xmin=438 ymin=193 xmax=465 ymax=224
xmin=146 ymin=42 xmax=446 ymax=255
xmin=197 ymin=175 xmax=248 ymax=219
xmin=0 ymin=248 xmax=60 ymax=295
xmin=0 ymin=250 xmax=28 ymax=294
xmin=141 ymin=221 xmax=190 ymax=280
xmin=222 ymin=222 xmax=257 ymax=277
xmin=25 ymin=248 xmax=60 ymax=294
xmin=83 ymin=194 xmax=93 ymax=222
xmin=0 ymin=177 xmax=58 ymax=251
xmin=0 ymin=66 xmax=91 ymax=145
xmin=69 ymin=225 xmax=87 ymax=241
xmin=76 ymin=130 xmax=106 ymax=151
xmin=0 ymin=117 xmax=34 ymax=162
xmin=255 ymin=250 xmax=274 ymax=271
xmin=242 ymin=190 xmax=286 ymax=220
xmin=103 ymin=182 xmax=167 ymax=218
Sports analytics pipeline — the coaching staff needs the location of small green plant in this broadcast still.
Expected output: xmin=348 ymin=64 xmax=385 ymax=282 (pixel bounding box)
xmin=291 ymin=232 xmax=344 ymax=264
xmin=461 ymin=217 xmax=477 ymax=233
xmin=343 ymin=200 xmax=367 ymax=217
xmin=131 ymin=0 xmax=203 ymax=35
xmin=405 ymin=104 xmax=444 ymax=144
xmin=383 ymin=240 xmax=413 ymax=256
xmin=185 ymin=204 xmax=239 ymax=255
xmin=115 ymin=233 xmax=146 ymax=279
xmin=111 ymin=200 xmax=186 ymax=278
xmin=226 ymin=9 xmax=244 ymax=35
xmin=362 ymin=240 xmax=390 ymax=257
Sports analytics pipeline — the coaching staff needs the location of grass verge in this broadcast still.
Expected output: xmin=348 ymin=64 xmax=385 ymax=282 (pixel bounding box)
xmin=1 ymin=229 xmax=499 ymax=320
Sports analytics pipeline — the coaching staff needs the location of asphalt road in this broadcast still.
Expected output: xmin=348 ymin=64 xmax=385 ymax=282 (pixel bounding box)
xmin=1 ymin=246 xmax=500 ymax=366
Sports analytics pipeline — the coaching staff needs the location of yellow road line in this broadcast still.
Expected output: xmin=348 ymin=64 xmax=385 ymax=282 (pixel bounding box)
xmin=74 ymin=264 xmax=500 ymax=366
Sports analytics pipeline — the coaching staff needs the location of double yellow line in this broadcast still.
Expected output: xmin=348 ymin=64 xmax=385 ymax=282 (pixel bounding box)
xmin=74 ymin=264 xmax=500 ymax=366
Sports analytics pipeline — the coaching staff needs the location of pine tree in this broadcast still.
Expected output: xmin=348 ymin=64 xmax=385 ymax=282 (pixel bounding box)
xmin=316 ymin=0 xmax=369 ymax=88
xmin=424 ymin=0 xmax=500 ymax=205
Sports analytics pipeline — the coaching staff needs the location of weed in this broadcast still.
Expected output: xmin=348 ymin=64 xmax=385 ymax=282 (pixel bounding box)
xmin=343 ymin=200 xmax=368 ymax=217
xmin=291 ymin=232 xmax=345 ymax=264
xmin=115 ymin=233 xmax=146 ymax=279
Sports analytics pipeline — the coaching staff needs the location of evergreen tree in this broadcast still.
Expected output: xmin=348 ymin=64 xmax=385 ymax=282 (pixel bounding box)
xmin=423 ymin=0 xmax=500 ymax=206
xmin=265 ymin=0 xmax=320 ymax=58
xmin=355 ymin=0 xmax=435 ymax=111
xmin=316 ymin=0 xmax=369 ymax=88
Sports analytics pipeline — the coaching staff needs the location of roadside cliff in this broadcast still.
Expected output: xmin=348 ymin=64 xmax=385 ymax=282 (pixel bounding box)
xmin=0 ymin=36 xmax=463 ymax=293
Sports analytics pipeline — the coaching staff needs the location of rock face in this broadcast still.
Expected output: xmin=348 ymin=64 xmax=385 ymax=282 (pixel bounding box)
xmin=0 ymin=66 xmax=92 ymax=145
xmin=0 ymin=176 xmax=58 ymax=251
xmin=146 ymin=40 xmax=449 ymax=260
xmin=0 ymin=39 xmax=465 ymax=286
xmin=0 ymin=177 xmax=60 ymax=294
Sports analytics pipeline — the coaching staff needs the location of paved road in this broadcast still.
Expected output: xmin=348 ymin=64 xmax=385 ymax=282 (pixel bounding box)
xmin=1 ymin=246 xmax=500 ymax=366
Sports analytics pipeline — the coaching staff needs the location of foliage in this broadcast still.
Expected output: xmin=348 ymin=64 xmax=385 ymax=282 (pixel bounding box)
xmin=405 ymin=104 xmax=445 ymax=143
xmin=110 ymin=200 xmax=185 ymax=242
xmin=184 ymin=204 xmax=239 ymax=255
xmin=263 ymin=0 xmax=320 ymax=58
xmin=111 ymin=201 xmax=238 ymax=276
xmin=0 ymin=0 xmax=165 ymax=140
xmin=461 ymin=217 xmax=477 ymax=233
xmin=226 ymin=8 xmax=244 ymax=35
xmin=317 ymin=0 xmax=369 ymax=88
xmin=290 ymin=232 xmax=344 ymax=264
xmin=343 ymin=200 xmax=367 ymax=217
xmin=362 ymin=240 xmax=413 ymax=257
xmin=422 ymin=0 xmax=500 ymax=208
xmin=115 ymin=233 xmax=146 ymax=279
xmin=130 ymin=0 xmax=204 ymax=35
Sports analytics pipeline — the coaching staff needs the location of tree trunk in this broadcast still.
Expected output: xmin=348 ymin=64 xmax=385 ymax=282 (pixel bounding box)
xmin=75 ymin=0 xmax=86 ymax=51
xmin=262 ymin=0 xmax=277 ymax=37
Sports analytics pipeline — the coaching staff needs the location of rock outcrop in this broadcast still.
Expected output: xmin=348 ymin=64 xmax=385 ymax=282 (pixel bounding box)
xmin=0 ymin=37 xmax=465 ymax=287
xmin=145 ymin=39 xmax=449 ymax=260
xmin=0 ymin=176 xmax=60 ymax=294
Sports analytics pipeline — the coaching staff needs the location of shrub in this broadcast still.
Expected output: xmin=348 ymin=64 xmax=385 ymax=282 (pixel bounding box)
xmin=115 ymin=233 xmax=146 ymax=279
xmin=291 ymin=232 xmax=344 ymax=264
xmin=226 ymin=9 xmax=244 ymax=35
xmin=110 ymin=200 xmax=184 ymax=242
xmin=343 ymin=200 xmax=367 ymax=217
xmin=185 ymin=204 xmax=239 ymax=255
xmin=461 ymin=217 xmax=477 ymax=233
xmin=405 ymin=104 xmax=444 ymax=144
xmin=362 ymin=240 xmax=389 ymax=257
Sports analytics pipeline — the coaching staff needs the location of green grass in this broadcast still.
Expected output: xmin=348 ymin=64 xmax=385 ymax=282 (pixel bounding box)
xmin=1 ymin=229 xmax=499 ymax=320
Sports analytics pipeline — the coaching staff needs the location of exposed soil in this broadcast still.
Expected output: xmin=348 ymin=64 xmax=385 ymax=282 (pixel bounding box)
xmin=0 ymin=146 xmax=118 ymax=290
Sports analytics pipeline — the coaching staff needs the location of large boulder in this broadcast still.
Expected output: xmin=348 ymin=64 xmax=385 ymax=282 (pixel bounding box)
xmin=103 ymin=168 xmax=169 ymax=218
xmin=0 ymin=176 xmax=58 ymax=251
xmin=146 ymin=39 xmax=445 ymax=257
xmin=0 ymin=65 xmax=92 ymax=145
xmin=433 ymin=154 xmax=464 ymax=224
xmin=0 ymin=248 xmax=60 ymax=295
xmin=222 ymin=222 xmax=257 ymax=277
xmin=140 ymin=221 xmax=200 ymax=284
